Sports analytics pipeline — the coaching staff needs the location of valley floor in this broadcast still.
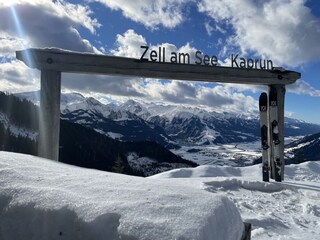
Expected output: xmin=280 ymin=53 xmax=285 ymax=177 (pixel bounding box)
xmin=173 ymin=136 xmax=305 ymax=167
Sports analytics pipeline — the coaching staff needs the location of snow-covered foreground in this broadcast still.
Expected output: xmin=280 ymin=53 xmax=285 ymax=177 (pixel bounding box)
xmin=1 ymin=152 xmax=320 ymax=239
xmin=0 ymin=152 xmax=244 ymax=240
xmin=151 ymin=163 xmax=320 ymax=239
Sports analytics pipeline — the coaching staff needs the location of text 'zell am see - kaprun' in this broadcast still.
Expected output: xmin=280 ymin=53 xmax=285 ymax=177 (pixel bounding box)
xmin=140 ymin=46 xmax=273 ymax=70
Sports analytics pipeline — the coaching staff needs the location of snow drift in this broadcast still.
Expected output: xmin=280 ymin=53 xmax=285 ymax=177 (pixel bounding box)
xmin=151 ymin=162 xmax=320 ymax=239
xmin=0 ymin=151 xmax=244 ymax=240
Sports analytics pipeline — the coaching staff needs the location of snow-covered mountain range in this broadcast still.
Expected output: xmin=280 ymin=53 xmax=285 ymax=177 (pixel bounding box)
xmin=15 ymin=91 xmax=320 ymax=166
xmin=16 ymin=91 xmax=320 ymax=148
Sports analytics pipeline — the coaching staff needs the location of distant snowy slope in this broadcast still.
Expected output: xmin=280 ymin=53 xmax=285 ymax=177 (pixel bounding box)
xmin=151 ymin=162 xmax=320 ymax=239
xmin=14 ymin=91 xmax=86 ymax=108
xmin=16 ymin=91 xmax=320 ymax=148
xmin=285 ymin=132 xmax=320 ymax=163
xmin=0 ymin=112 xmax=37 ymax=140
xmin=14 ymin=91 xmax=41 ymax=105
xmin=0 ymin=151 xmax=244 ymax=240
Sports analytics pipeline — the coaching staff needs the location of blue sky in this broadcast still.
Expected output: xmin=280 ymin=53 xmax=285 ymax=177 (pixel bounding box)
xmin=0 ymin=0 xmax=320 ymax=123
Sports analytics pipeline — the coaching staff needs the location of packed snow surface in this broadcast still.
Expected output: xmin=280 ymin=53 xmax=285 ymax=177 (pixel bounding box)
xmin=2 ymin=152 xmax=320 ymax=239
xmin=0 ymin=152 xmax=244 ymax=240
xmin=151 ymin=163 xmax=320 ymax=239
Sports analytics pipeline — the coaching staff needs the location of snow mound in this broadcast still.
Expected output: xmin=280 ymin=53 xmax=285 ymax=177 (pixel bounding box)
xmin=203 ymin=179 xmax=288 ymax=193
xmin=0 ymin=151 xmax=244 ymax=240
xmin=149 ymin=164 xmax=256 ymax=179
xmin=285 ymin=161 xmax=320 ymax=182
xmin=151 ymin=161 xmax=320 ymax=239
xmin=150 ymin=161 xmax=320 ymax=182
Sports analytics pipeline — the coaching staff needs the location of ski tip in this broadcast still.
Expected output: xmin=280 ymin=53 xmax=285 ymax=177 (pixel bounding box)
xmin=259 ymin=92 xmax=268 ymax=111
xmin=269 ymin=87 xmax=277 ymax=104
xmin=259 ymin=92 xmax=267 ymax=99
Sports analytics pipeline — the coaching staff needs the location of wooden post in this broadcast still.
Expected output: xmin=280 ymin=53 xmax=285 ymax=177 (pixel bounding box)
xmin=38 ymin=70 xmax=61 ymax=161
xmin=242 ymin=222 xmax=252 ymax=240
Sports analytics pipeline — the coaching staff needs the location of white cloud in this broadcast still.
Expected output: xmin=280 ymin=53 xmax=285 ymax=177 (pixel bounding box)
xmin=223 ymin=83 xmax=266 ymax=94
xmin=197 ymin=84 xmax=258 ymax=115
xmin=0 ymin=60 xmax=39 ymax=93
xmin=204 ymin=21 xmax=226 ymax=36
xmin=96 ymin=0 xmax=194 ymax=29
xmin=61 ymin=73 xmax=147 ymax=98
xmin=111 ymin=30 xmax=147 ymax=58
xmin=285 ymin=111 xmax=294 ymax=118
xmin=0 ymin=34 xmax=28 ymax=58
xmin=0 ymin=0 xmax=101 ymax=54
xmin=198 ymin=0 xmax=320 ymax=67
xmin=287 ymin=79 xmax=320 ymax=97
xmin=0 ymin=0 xmax=102 ymax=94
xmin=142 ymin=80 xmax=197 ymax=103
xmin=204 ymin=22 xmax=213 ymax=36
xmin=54 ymin=0 xmax=101 ymax=34
xmin=111 ymin=29 xmax=200 ymax=64
xmin=129 ymin=80 xmax=258 ymax=115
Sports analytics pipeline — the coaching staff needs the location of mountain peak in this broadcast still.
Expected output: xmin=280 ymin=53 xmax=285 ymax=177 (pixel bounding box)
xmin=86 ymin=97 xmax=102 ymax=106
xmin=121 ymin=99 xmax=147 ymax=116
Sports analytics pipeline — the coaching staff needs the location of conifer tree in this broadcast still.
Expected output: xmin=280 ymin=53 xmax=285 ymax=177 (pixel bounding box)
xmin=113 ymin=155 xmax=125 ymax=173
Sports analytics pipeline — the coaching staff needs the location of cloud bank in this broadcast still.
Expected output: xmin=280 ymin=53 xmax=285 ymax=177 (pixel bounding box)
xmin=95 ymin=0 xmax=194 ymax=29
xmin=198 ymin=0 xmax=320 ymax=67
xmin=0 ymin=0 xmax=101 ymax=94
xmin=0 ymin=0 xmax=101 ymax=54
xmin=1 ymin=0 xmax=319 ymax=118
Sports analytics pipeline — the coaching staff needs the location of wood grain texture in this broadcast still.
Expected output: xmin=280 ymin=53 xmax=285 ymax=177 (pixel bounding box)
xmin=38 ymin=70 xmax=61 ymax=161
xmin=16 ymin=48 xmax=300 ymax=85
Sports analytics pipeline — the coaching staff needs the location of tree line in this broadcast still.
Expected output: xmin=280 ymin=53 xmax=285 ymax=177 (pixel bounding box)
xmin=0 ymin=92 xmax=197 ymax=176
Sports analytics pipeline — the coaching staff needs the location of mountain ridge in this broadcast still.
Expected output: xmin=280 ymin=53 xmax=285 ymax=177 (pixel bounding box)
xmin=285 ymin=132 xmax=320 ymax=163
xmin=13 ymin=91 xmax=320 ymax=166
xmin=16 ymin=91 xmax=320 ymax=149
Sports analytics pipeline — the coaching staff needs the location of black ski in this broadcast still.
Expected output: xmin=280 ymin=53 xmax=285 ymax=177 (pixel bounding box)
xmin=259 ymin=92 xmax=269 ymax=182
xmin=269 ymin=87 xmax=282 ymax=182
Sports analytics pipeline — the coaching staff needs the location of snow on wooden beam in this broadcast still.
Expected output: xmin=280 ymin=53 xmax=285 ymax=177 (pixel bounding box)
xmin=16 ymin=48 xmax=300 ymax=85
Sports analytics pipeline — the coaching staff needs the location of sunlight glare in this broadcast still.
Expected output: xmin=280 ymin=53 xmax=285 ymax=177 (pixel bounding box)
xmin=9 ymin=4 xmax=33 ymax=66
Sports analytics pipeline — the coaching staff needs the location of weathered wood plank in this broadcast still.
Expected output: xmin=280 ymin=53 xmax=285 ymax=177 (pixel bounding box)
xmin=16 ymin=48 xmax=300 ymax=85
xmin=38 ymin=70 xmax=61 ymax=161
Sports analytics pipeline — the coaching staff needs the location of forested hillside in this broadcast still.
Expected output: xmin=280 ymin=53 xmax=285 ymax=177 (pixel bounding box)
xmin=0 ymin=92 xmax=196 ymax=176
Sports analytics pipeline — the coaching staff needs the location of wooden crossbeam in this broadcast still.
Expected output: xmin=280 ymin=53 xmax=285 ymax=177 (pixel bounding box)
xmin=16 ymin=48 xmax=300 ymax=85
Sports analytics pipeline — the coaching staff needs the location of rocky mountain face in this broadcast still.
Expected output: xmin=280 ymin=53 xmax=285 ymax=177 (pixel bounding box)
xmin=64 ymin=94 xmax=320 ymax=147
xmin=285 ymin=132 xmax=320 ymax=164
xmin=16 ymin=91 xmax=320 ymax=150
